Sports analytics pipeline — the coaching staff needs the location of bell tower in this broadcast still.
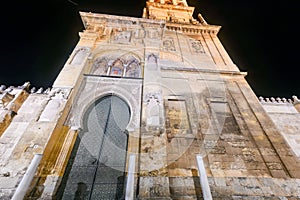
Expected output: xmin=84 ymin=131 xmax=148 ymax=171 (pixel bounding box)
xmin=143 ymin=0 xmax=195 ymax=23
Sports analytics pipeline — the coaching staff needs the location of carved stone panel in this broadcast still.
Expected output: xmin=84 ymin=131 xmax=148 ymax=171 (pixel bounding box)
xmin=146 ymin=53 xmax=159 ymax=71
xmin=163 ymin=38 xmax=176 ymax=52
xmin=147 ymin=29 xmax=160 ymax=39
xmin=111 ymin=30 xmax=132 ymax=44
xmin=188 ymin=39 xmax=205 ymax=54
xmin=144 ymin=93 xmax=162 ymax=127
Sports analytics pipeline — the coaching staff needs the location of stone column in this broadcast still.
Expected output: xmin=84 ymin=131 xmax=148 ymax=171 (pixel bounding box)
xmin=40 ymin=127 xmax=79 ymax=198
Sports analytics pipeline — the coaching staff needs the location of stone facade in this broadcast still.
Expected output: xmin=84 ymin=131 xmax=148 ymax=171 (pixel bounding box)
xmin=0 ymin=0 xmax=299 ymax=199
xmin=259 ymin=96 xmax=300 ymax=158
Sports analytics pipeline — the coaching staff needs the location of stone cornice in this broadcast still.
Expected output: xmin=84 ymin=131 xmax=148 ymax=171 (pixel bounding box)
xmin=80 ymin=12 xmax=221 ymax=37
xmin=161 ymin=66 xmax=245 ymax=76
xmin=146 ymin=2 xmax=195 ymax=12
xmin=80 ymin=11 xmax=221 ymax=38
xmin=79 ymin=12 xmax=166 ymax=30
xmin=166 ymin=22 xmax=221 ymax=35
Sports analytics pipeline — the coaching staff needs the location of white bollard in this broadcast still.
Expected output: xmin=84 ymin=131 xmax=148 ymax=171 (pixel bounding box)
xmin=12 ymin=154 xmax=43 ymax=200
xmin=196 ymin=154 xmax=213 ymax=200
xmin=125 ymin=154 xmax=136 ymax=200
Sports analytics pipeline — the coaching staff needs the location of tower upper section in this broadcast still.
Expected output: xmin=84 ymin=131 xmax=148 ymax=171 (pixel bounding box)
xmin=148 ymin=0 xmax=188 ymax=6
xmin=143 ymin=0 xmax=207 ymax=25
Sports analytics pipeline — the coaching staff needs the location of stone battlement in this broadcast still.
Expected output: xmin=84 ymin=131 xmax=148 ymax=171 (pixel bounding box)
xmin=258 ymin=95 xmax=299 ymax=105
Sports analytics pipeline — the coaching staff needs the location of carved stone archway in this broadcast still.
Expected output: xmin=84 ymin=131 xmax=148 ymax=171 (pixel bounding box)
xmin=66 ymin=76 xmax=142 ymax=133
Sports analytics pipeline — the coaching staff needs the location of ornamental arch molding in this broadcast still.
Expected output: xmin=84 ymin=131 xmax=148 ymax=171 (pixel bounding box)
xmin=91 ymin=49 xmax=143 ymax=60
xmin=67 ymin=76 xmax=142 ymax=132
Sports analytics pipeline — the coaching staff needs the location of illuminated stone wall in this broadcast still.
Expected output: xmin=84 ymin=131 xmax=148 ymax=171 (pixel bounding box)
xmin=0 ymin=0 xmax=300 ymax=199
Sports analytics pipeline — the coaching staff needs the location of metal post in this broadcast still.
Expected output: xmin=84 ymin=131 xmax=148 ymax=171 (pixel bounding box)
xmin=125 ymin=154 xmax=136 ymax=200
xmin=12 ymin=154 xmax=43 ymax=200
xmin=196 ymin=154 xmax=213 ymax=200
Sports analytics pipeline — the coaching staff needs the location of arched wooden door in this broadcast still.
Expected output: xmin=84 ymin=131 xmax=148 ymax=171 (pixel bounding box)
xmin=58 ymin=95 xmax=131 ymax=200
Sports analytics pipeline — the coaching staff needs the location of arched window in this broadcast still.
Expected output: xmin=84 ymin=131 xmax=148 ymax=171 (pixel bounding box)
xmin=125 ymin=60 xmax=141 ymax=78
xmin=90 ymin=55 xmax=141 ymax=78
xmin=92 ymin=57 xmax=109 ymax=75
xmin=110 ymin=59 xmax=124 ymax=76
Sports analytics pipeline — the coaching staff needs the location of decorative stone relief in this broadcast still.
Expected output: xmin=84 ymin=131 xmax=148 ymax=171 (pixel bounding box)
xmin=188 ymin=38 xmax=205 ymax=54
xmin=144 ymin=92 xmax=162 ymax=104
xmin=147 ymin=29 xmax=160 ymax=39
xmin=112 ymin=30 xmax=132 ymax=43
xmin=146 ymin=53 xmax=159 ymax=71
xmin=66 ymin=76 xmax=142 ymax=132
xmin=144 ymin=93 xmax=162 ymax=127
xmin=80 ymin=12 xmax=166 ymax=44
xmin=162 ymin=38 xmax=176 ymax=52
xmin=133 ymin=29 xmax=146 ymax=39
xmin=93 ymin=25 xmax=106 ymax=37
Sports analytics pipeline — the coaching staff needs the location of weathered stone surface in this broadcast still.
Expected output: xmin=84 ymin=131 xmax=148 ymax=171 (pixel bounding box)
xmin=262 ymin=109 xmax=300 ymax=158
xmin=139 ymin=177 xmax=171 ymax=199
xmin=1 ymin=1 xmax=300 ymax=199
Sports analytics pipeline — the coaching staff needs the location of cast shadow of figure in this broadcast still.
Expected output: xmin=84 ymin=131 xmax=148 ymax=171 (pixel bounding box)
xmin=74 ymin=182 xmax=87 ymax=200
xmin=192 ymin=169 xmax=202 ymax=200
xmin=115 ymin=175 xmax=126 ymax=200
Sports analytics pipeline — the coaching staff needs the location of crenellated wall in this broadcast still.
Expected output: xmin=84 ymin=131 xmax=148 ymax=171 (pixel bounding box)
xmin=0 ymin=83 xmax=30 ymax=137
xmin=260 ymin=96 xmax=300 ymax=158
xmin=0 ymin=83 xmax=74 ymax=199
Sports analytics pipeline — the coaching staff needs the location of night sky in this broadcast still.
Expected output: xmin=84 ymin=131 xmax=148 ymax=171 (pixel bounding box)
xmin=1 ymin=0 xmax=299 ymax=98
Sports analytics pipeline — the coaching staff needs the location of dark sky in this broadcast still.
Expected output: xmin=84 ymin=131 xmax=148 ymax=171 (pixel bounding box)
xmin=1 ymin=0 xmax=299 ymax=98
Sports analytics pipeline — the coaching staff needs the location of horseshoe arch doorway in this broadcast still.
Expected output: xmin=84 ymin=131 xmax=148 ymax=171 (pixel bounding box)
xmin=57 ymin=95 xmax=131 ymax=199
